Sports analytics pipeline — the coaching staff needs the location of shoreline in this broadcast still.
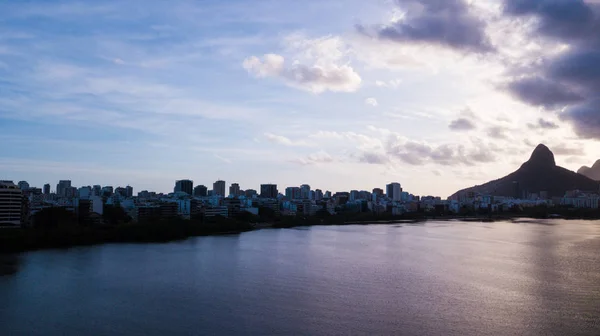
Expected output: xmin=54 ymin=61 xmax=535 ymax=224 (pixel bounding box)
xmin=1 ymin=215 xmax=598 ymax=254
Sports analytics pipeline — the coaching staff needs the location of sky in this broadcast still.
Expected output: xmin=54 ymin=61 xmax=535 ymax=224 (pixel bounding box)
xmin=1 ymin=0 xmax=599 ymax=197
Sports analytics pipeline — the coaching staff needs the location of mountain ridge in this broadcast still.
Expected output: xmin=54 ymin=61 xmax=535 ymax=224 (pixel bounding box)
xmin=577 ymin=160 xmax=600 ymax=181
xmin=450 ymin=144 xmax=599 ymax=199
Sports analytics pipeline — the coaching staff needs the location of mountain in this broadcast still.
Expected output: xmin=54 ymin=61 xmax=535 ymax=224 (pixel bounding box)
xmin=577 ymin=160 xmax=600 ymax=181
xmin=451 ymin=144 xmax=599 ymax=199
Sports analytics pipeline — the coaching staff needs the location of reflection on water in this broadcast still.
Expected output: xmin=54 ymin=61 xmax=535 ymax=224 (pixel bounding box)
xmin=0 ymin=220 xmax=599 ymax=336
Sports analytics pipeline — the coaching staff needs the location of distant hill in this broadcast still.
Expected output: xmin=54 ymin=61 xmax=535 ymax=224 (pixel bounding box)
xmin=451 ymin=144 xmax=599 ymax=199
xmin=578 ymin=160 xmax=600 ymax=181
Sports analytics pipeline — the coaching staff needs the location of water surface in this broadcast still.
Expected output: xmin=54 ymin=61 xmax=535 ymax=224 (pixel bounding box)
xmin=1 ymin=220 xmax=599 ymax=335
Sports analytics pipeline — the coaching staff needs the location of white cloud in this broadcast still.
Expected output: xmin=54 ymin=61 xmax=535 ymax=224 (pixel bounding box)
xmin=365 ymin=97 xmax=378 ymax=107
xmin=291 ymin=150 xmax=334 ymax=165
xmin=264 ymin=133 xmax=311 ymax=147
xmin=243 ymin=35 xmax=362 ymax=93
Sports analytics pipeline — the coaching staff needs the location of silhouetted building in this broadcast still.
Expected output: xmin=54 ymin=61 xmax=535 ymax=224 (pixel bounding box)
xmin=213 ymin=180 xmax=226 ymax=197
xmin=245 ymin=189 xmax=257 ymax=198
xmin=372 ymin=188 xmax=384 ymax=197
xmin=102 ymin=186 xmax=114 ymax=197
xmin=512 ymin=181 xmax=521 ymax=199
xmin=229 ymin=183 xmax=240 ymax=197
xmin=18 ymin=181 xmax=29 ymax=191
xmin=56 ymin=180 xmax=72 ymax=198
xmin=125 ymin=186 xmax=133 ymax=198
xmin=300 ymin=184 xmax=311 ymax=199
xmin=314 ymin=189 xmax=324 ymax=201
xmin=115 ymin=187 xmax=127 ymax=197
xmin=386 ymin=183 xmax=402 ymax=201
xmin=43 ymin=184 xmax=51 ymax=195
xmin=92 ymin=185 xmax=101 ymax=196
xmin=285 ymin=187 xmax=301 ymax=200
xmin=260 ymin=184 xmax=278 ymax=199
xmin=224 ymin=198 xmax=241 ymax=218
xmin=0 ymin=181 xmax=22 ymax=228
xmin=194 ymin=185 xmax=208 ymax=197
xmin=174 ymin=179 xmax=193 ymax=195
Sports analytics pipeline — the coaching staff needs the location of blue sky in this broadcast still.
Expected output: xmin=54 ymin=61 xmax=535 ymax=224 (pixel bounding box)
xmin=1 ymin=0 xmax=599 ymax=197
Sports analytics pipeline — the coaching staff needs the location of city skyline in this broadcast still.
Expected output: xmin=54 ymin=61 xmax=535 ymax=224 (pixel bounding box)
xmin=1 ymin=0 xmax=600 ymax=197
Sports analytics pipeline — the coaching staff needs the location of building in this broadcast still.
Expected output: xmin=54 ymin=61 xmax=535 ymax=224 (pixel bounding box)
xmin=102 ymin=186 xmax=114 ymax=197
xmin=260 ymin=184 xmax=278 ymax=199
xmin=300 ymin=184 xmax=311 ymax=199
xmin=0 ymin=181 xmax=23 ymax=228
xmin=372 ymin=188 xmax=384 ymax=197
xmin=213 ymin=180 xmax=226 ymax=197
xmin=43 ymin=184 xmax=51 ymax=195
xmin=92 ymin=185 xmax=102 ymax=196
xmin=350 ymin=190 xmax=359 ymax=201
xmin=56 ymin=180 xmax=72 ymax=198
xmin=194 ymin=185 xmax=208 ymax=197
xmin=245 ymin=189 xmax=257 ymax=198
xmin=18 ymin=181 xmax=30 ymax=191
xmin=314 ymin=189 xmax=323 ymax=201
xmin=125 ymin=186 xmax=133 ymax=198
xmin=174 ymin=180 xmax=193 ymax=195
xmin=386 ymin=183 xmax=402 ymax=201
xmin=229 ymin=183 xmax=241 ymax=197
xmin=78 ymin=186 xmax=92 ymax=199
xmin=65 ymin=186 xmax=77 ymax=199
xmin=224 ymin=198 xmax=241 ymax=218
xmin=205 ymin=206 xmax=229 ymax=218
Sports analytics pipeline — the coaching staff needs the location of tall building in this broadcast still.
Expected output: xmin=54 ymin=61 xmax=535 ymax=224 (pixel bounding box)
xmin=314 ymin=189 xmax=324 ymax=201
xmin=115 ymin=187 xmax=127 ymax=197
xmin=174 ymin=180 xmax=193 ymax=195
xmin=213 ymin=180 xmax=226 ymax=197
xmin=102 ymin=186 xmax=114 ymax=197
xmin=229 ymin=183 xmax=241 ymax=197
xmin=79 ymin=186 xmax=92 ymax=199
xmin=0 ymin=181 xmax=23 ymax=228
xmin=285 ymin=187 xmax=301 ymax=200
xmin=245 ymin=189 xmax=257 ymax=198
xmin=350 ymin=190 xmax=359 ymax=201
xmin=56 ymin=180 xmax=72 ymax=197
xmin=194 ymin=185 xmax=208 ymax=197
xmin=260 ymin=184 xmax=278 ymax=199
xmin=43 ymin=183 xmax=51 ymax=195
xmin=372 ymin=188 xmax=384 ymax=197
xmin=125 ymin=186 xmax=133 ymax=198
xmin=386 ymin=183 xmax=402 ymax=201
xmin=92 ymin=185 xmax=102 ymax=196
xmin=17 ymin=181 xmax=30 ymax=191
xmin=300 ymin=184 xmax=311 ymax=199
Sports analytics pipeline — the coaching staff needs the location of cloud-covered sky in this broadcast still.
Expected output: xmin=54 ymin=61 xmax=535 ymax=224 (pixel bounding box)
xmin=1 ymin=0 xmax=599 ymax=197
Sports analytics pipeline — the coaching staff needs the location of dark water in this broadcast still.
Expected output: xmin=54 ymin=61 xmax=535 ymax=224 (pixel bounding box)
xmin=1 ymin=220 xmax=600 ymax=335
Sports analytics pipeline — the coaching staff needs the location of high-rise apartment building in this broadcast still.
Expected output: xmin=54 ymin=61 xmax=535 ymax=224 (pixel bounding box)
xmin=56 ymin=180 xmax=72 ymax=197
xmin=386 ymin=183 xmax=402 ymax=201
xmin=17 ymin=181 xmax=29 ymax=191
xmin=125 ymin=186 xmax=133 ymax=198
xmin=229 ymin=183 xmax=241 ymax=197
xmin=285 ymin=187 xmax=301 ymax=200
xmin=43 ymin=184 xmax=51 ymax=195
xmin=0 ymin=181 xmax=23 ymax=228
xmin=92 ymin=185 xmax=102 ymax=196
xmin=260 ymin=184 xmax=278 ymax=199
xmin=194 ymin=185 xmax=208 ymax=197
xmin=213 ymin=180 xmax=226 ymax=197
xmin=300 ymin=184 xmax=311 ymax=199
xmin=314 ymin=189 xmax=324 ymax=201
xmin=174 ymin=180 xmax=193 ymax=195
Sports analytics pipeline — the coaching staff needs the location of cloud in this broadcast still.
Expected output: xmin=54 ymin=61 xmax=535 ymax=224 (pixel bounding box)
xmin=551 ymin=143 xmax=585 ymax=156
xmin=291 ymin=151 xmax=334 ymax=165
xmin=365 ymin=97 xmax=378 ymax=107
xmin=527 ymin=118 xmax=559 ymax=130
xmin=500 ymin=0 xmax=600 ymax=139
xmin=243 ymin=35 xmax=362 ymax=93
xmin=449 ymin=117 xmax=476 ymax=131
xmin=264 ymin=133 xmax=310 ymax=146
xmin=357 ymin=0 xmax=493 ymax=53
xmin=375 ymin=79 xmax=402 ymax=88
xmin=504 ymin=76 xmax=584 ymax=108
xmin=486 ymin=126 xmax=509 ymax=139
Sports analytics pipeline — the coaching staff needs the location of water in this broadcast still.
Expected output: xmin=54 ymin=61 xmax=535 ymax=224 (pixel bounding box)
xmin=1 ymin=220 xmax=599 ymax=335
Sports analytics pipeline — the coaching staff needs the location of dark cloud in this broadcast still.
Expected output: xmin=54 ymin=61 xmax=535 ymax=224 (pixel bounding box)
xmin=561 ymin=98 xmax=600 ymax=139
xmin=501 ymin=0 xmax=600 ymax=139
xmin=357 ymin=0 xmax=493 ymax=53
xmin=486 ymin=126 xmax=509 ymax=139
xmin=449 ymin=117 xmax=476 ymax=131
xmin=527 ymin=118 xmax=560 ymax=130
xmin=505 ymin=76 xmax=584 ymax=108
